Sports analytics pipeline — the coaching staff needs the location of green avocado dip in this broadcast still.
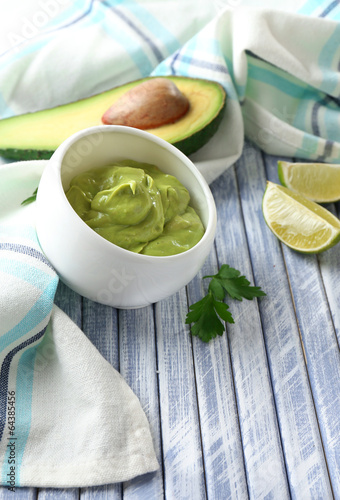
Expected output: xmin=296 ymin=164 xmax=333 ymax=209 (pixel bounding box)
xmin=65 ymin=159 xmax=205 ymax=256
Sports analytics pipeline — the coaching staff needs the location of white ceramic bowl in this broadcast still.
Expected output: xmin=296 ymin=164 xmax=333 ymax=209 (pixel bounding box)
xmin=36 ymin=125 xmax=217 ymax=308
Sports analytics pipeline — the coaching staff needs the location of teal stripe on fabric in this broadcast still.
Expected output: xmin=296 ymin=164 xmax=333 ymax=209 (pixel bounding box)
xmin=322 ymin=106 xmax=340 ymax=142
xmin=317 ymin=23 xmax=340 ymax=95
xmin=247 ymin=61 xmax=316 ymax=100
xmin=176 ymin=36 xmax=197 ymax=77
xmin=292 ymin=98 xmax=312 ymax=132
xmin=14 ymin=345 xmax=38 ymax=486
xmin=100 ymin=11 xmax=154 ymax=76
xmin=294 ymin=132 xmax=320 ymax=157
xmin=299 ymin=0 xmax=340 ymax=18
xmin=0 ymin=259 xmax=54 ymax=292
xmin=298 ymin=0 xmax=324 ymax=15
xmin=1 ymin=345 xmax=38 ymax=486
xmin=37 ymin=0 xmax=93 ymax=29
xmin=0 ymin=0 xmax=96 ymax=69
xmin=331 ymin=8 xmax=340 ymax=20
xmin=0 ymin=92 xmax=14 ymax=119
xmin=0 ymin=226 xmax=38 ymax=245
xmin=0 ymin=277 xmax=58 ymax=354
xmin=224 ymin=55 xmax=246 ymax=102
xmin=102 ymin=0 xmax=180 ymax=57
xmin=319 ymin=0 xmax=340 ymax=19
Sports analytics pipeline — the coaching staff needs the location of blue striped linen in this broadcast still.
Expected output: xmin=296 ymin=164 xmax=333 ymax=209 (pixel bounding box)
xmin=0 ymin=226 xmax=58 ymax=486
xmin=0 ymin=220 xmax=159 ymax=488
xmin=152 ymin=9 xmax=340 ymax=170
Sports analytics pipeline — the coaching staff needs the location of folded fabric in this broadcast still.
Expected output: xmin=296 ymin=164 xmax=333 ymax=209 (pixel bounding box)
xmin=153 ymin=6 xmax=340 ymax=182
xmin=0 ymin=1 xmax=339 ymax=185
xmin=0 ymin=162 xmax=159 ymax=488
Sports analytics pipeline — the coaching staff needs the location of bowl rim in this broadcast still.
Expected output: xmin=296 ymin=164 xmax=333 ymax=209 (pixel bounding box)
xmin=47 ymin=124 xmax=217 ymax=261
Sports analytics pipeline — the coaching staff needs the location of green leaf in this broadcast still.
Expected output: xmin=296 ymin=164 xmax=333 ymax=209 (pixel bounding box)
xmin=208 ymin=278 xmax=225 ymax=300
xmin=185 ymin=295 xmax=207 ymax=324
xmin=186 ymin=263 xmax=266 ymax=342
xmin=186 ymin=291 xmax=226 ymax=342
xmin=213 ymin=264 xmax=266 ymax=301
xmin=21 ymin=187 xmax=38 ymax=206
xmin=213 ymin=300 xmax=234 ymax=324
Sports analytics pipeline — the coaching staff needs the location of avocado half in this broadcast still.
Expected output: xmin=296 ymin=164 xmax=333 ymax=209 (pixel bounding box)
xmin=0 ymin=76 xmax=226 ymax=161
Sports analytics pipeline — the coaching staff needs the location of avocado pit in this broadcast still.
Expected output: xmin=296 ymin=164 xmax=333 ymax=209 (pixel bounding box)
xmin=101 ymin=77 xmax=190 ymax=129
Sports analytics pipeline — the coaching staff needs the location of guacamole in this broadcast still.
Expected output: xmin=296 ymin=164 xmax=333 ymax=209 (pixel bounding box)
xmin=65 ymin=159 xmax=205 ymax=256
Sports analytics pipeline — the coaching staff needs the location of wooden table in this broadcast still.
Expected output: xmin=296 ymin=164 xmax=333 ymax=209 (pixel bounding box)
xmin=0 ymin=141 xmax=339 ymax=499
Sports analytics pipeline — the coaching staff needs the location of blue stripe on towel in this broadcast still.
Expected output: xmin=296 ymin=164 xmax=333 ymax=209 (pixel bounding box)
xmin=0 ymin=226 xmax=37 ymax=244
xmin=8 ymin=345 xmax=40 ymax=486
xmin=174 ymin=54 xmax=229 ymax=76
xmin=294 ymin=132 xmax=322 ymax=158
xmin=247 ymin=62 xmax=314 ymax=100
xmin=0 ymin=0 xmax=95 ymax=61
xmin=317 ymin=23 xmax=340 ymax=95
xmin=319 ymin=0 xmax=340 ymax=17
xmin=0 ymin=326 xmax=48 ymax=444
xmin=316 ymin=139 xmax=335 ymax=161
xmin=0 ymin=244 xmax=55 ymax=271
xmin=299 ymin=0 xmax=340 ymax=18
xmin=101 ymin=0 xmax=180 ymax=57
xmin=99 ymin=10 xmax=155 ymax=77
xmin=0 ymin=277 xmax=58 ymax=355
xmin=109 ymin=6 xmax=163 ymax=63
xmin=0 ymin=258 xmax=55 ymax=292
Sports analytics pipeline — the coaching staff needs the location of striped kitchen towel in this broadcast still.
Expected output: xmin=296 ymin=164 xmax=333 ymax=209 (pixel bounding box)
xmin=0 ymin=219 xmax=158 ymax=487
xmin=0 ymin=1 xmax=339 ymax=183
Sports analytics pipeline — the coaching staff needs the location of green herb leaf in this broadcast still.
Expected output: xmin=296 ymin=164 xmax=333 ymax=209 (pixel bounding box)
xmin=186 ymin=264 xmax=266 ymax=342
xmin=186 ymin=291 xmax=231 ymax=342
xmin=21 ymin=187 xmax=38 ymax=206
xmin=206 ymin=264 xmax=267 ymax=301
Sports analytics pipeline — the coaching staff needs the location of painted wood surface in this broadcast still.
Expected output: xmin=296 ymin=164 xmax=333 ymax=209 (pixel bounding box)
xmin=0 ymin=142 xmax=339 ymax=499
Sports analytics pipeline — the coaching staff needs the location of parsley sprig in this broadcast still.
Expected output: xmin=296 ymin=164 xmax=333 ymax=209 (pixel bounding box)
xmin=21 ymin=187 xmax=38 ymax=206
xmin=186 ymin=264 xmax=266 ymax=342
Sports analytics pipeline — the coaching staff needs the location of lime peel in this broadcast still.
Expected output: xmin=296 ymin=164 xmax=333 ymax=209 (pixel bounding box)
xmin=278 ymin=161 xmax=340 ymax=203
xmin=262 ymin=181 xmax=340 ymax=254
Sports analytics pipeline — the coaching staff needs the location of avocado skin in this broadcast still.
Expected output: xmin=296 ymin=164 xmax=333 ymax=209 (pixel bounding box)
xmin=0 ymin=76 xmax=226 ymax=161
xmin=0 ymin=148 xmax=54 ymax=161
xmin=174 ymin=101 xmax=226 ymax=156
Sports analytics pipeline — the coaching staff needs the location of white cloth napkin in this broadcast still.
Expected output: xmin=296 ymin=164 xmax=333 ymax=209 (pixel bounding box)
xmin=0 ymin=162 xmax=159 ymax=488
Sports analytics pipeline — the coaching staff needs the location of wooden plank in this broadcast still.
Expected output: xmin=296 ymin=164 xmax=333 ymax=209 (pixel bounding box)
xmin=255 ymin=150 xmax=335 ymax=498
xmin=80 ymin=484 xmax=122 ymax=500
xmin=155 ymin=289 xmax=206 ymax=499
xmin=0 ymin=487 xmax=36 ymax=499
xmin=54 ymin=282 xmax=82 ymax=327
xmin=37 ymin=489 xmax=78 ymax=499
xmin=80 ymin=299 xmax=122 ymax=500
xmin=281 ymin=244 xmax=340 ymax=499
xmin=82 ymin=299 xmax=119 ymax=370
xmin=209 ymin=157 xmax=290 ymax=499
xmin=318 ymin=204 xmax=340 ymax=347
xmin=118 ymin=306 xmax=164 ymax=500
xmin=187 ymin=245 xmax=249 ymax=500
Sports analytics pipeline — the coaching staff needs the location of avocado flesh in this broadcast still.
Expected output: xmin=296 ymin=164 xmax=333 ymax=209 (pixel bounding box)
xmin=0 ymin=77 xmax=226 ymax=160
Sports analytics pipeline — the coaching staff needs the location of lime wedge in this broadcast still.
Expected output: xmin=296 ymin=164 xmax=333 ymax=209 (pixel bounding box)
xmin=262 ymin=182 xmax=340 ymax=253
xmin=278 ymin=161 xmax=340 ymax=203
